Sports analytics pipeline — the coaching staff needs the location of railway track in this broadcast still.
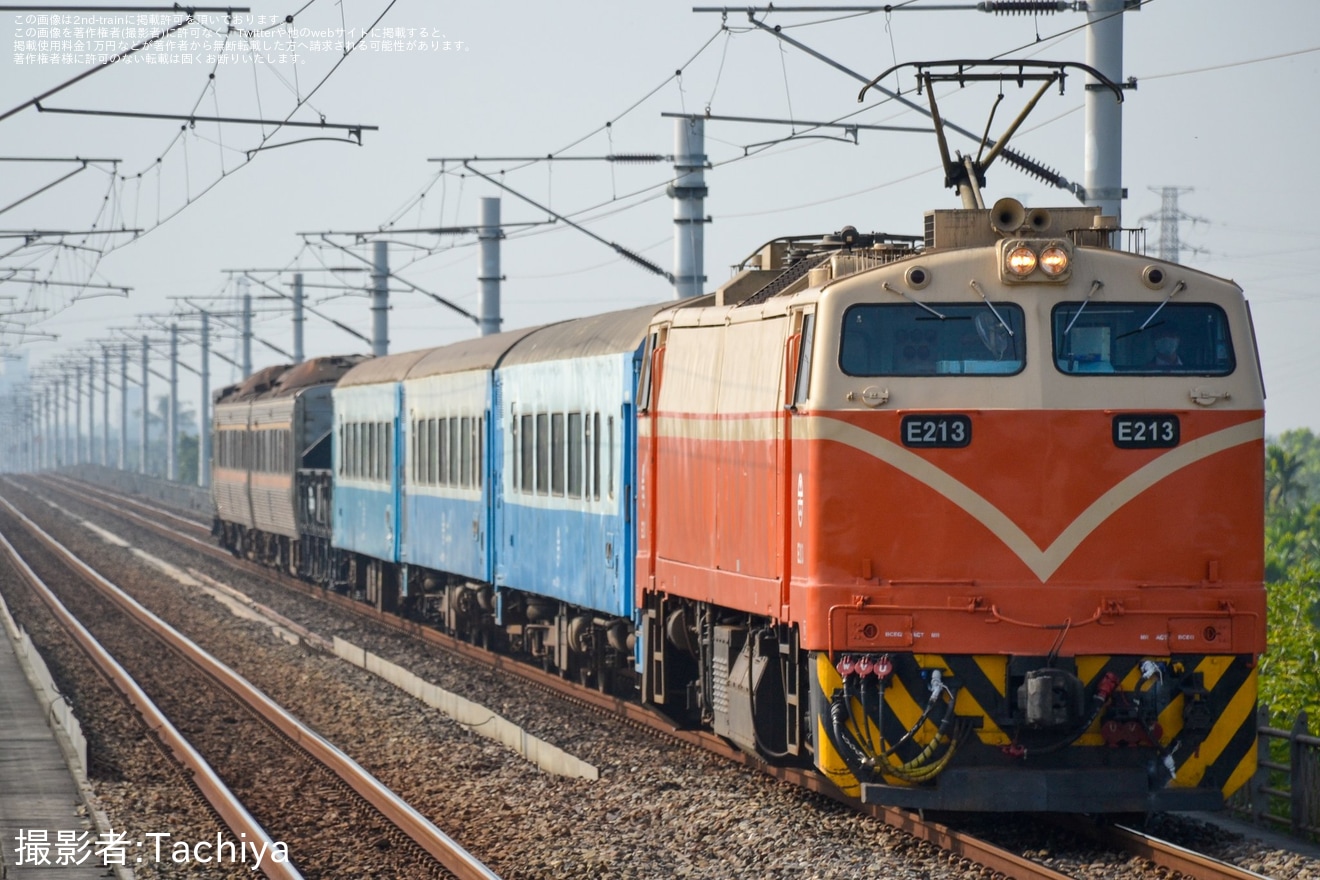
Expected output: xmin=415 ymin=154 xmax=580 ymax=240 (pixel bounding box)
xmin=0 ymin=486 xmax=499 ymax=880
xmin=22 ymin=472 xmax=1302 ymax=880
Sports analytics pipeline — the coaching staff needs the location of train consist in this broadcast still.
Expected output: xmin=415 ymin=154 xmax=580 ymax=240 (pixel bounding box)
xmin=212 ymin=196 xmax=1265 ymax=813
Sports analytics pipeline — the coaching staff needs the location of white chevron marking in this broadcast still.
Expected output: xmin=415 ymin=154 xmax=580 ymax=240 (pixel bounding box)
xmin=812 ymin=417 xmax=1263 ymax=582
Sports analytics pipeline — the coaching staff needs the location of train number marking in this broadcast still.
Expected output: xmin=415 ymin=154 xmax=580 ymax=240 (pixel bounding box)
xmin=901 ymin=414 xmax=971 ymax=449
xmin=1112 ymin=414 xmax=1180 ymax=449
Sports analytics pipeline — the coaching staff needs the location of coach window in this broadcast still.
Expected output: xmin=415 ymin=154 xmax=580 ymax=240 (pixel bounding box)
xmin=520 ymin=414 xmax=534 ymax=493
xmin=551 ymin=413 xmax=565 ymax=496
xmin=373 ymin=423 xmax=382 ymax=481
xmin=568 ymin=412 xmax=583 ymax=498
xmin=477 ymin=416 xmax=484 ymax=489
xmin=535 ymin=413 xmax=549 ymax=495
xmin=458 ymin=416 xmax=471 ymax=488
xmin=607 ymin=415 xmax=615 ymax=500
xmin=1051 ymin=302 xmax=1235 ymax=375
xmin=839 ymin=303 xmax=1026 ymax=376
xmin=353 ymin=423 xmax=361 ymax=479
xmin=356 ymin=423 xmax=364 ymax=479
xmin=591 ymin=413 xmax=601 ymax=501
xmin=374 ymin=423 xmax=380 ymax=480
xmin=431 ymin=419 xmax=441 ymax=485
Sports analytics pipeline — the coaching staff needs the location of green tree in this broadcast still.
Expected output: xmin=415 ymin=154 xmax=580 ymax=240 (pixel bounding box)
xmin=1267 ymin=445 xmax=1304 ymax=512
xmin=1261 ymin=429 xmax=1320 ymax=729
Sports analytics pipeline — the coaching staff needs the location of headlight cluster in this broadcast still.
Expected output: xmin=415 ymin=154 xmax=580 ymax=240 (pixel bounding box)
xmin=1000 ymin=239 xmax=1072 ymax=282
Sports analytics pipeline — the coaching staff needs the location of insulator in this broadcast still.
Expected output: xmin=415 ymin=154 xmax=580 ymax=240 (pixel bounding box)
xmin=607 ymin=153 xmax=666 ymax=163
xmin=1001 ymin=147 xmax=1064 ymax=187
xmin=980 ymin=1 xmax=1070 ymax=14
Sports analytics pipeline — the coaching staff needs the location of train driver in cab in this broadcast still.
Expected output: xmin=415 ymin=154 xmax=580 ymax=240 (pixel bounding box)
xmin=1148 ymin=325 xmax=1183 ymax=369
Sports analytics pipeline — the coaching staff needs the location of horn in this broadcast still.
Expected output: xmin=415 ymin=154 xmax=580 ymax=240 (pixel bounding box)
xmin=990 ymin=197 xmax=1026 ymax=234
xmin=1026 ymin=207 xmax=1053 ymax=233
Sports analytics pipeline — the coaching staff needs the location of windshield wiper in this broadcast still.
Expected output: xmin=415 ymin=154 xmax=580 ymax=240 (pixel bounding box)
xmin=1062 ymin=280 xmax=1104 ymax=337
xmin=1138 ymin=279 xmax=1187 ymax=330
xmin=882 ymin=281 xmax=946 ymax=319
xmin=969 ymin=280 xmax=1013 ymax=336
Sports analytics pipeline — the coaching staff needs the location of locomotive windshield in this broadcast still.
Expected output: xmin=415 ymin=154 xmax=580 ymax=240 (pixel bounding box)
xmin=838 ymin=303 xmax=1026 ymax=376
xmin=1052 ymin=302 xmax=1235 ymax=375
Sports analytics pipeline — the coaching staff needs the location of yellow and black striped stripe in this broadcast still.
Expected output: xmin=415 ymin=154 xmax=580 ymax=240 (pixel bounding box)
xmin=811 ymin=650 xmax=1259 ymax=807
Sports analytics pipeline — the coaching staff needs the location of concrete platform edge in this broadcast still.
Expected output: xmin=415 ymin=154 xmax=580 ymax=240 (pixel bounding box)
xmin=0 ymin=590 xmax=134 ymax=880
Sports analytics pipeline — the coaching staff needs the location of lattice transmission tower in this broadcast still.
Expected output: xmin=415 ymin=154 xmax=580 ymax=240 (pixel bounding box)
xmin=1141 ymin=186 xmax=1207 ymax=264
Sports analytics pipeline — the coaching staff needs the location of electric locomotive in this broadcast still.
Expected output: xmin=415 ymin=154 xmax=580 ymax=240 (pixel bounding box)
xmin=635 ymin=197 xmax=1265 ymax=812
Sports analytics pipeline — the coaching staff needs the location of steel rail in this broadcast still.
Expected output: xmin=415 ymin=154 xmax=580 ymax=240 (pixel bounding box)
xmin=29 ymin=472 xmax=1073 ymax=880
xmin=0 ymin=485 xmax=502 ymax=880
xmin=0 ymin=506 xmax=303 ymax=880
xmin=1052 ymin=816 xmax=1276 ymax=880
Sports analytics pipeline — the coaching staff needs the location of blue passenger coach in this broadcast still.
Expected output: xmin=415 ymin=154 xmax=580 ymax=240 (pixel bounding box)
xmin=493 ymin=304 xmax=666 ymax=684
xmin=332 ymin=349 xmax=427 ymax=610
xmin=398 ymin=327 xmax=543 ymax=637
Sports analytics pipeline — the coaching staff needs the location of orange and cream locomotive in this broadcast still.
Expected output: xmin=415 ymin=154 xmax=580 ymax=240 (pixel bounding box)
xmin=635 ymin=198 xmax=1265 ymax=811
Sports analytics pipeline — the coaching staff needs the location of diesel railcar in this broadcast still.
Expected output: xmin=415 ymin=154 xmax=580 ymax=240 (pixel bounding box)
xmin=635 ymin=199 xmax=1265 ymax=812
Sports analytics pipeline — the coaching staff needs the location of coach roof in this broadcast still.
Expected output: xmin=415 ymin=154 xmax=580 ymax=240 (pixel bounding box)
xmin=407 ymin=323 xmax=549 ymax=380
xmin=501 ymin=302 xmax=669 ymax=366
xmin=336 ymin=348 xmax=429 ymax=388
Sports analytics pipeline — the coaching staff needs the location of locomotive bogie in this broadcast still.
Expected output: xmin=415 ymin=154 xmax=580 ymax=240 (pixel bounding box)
xmin=809 ymin=648 xmax=1258 ymax=812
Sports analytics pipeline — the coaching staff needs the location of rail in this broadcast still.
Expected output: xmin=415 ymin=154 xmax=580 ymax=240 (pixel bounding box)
xmin=67 ymin=464 xmax=213 ymax=516
xmin=1230 ymin=706 xmax=1320 ymax=840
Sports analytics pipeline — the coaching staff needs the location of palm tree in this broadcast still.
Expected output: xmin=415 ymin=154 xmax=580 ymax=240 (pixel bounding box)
xmin=1267 ymin=445 xmax=1304 ymax=513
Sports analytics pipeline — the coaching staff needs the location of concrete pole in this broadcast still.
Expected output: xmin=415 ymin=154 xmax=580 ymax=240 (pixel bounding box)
xmin=199 ymin=311 xmax=211 ymax=489
xmin=55 ymin=384 xmax=62 ymax=468
xmin=242 ymin=287 xmax=253 ymax=378
xmin=119 ymin=345 xmax=128 ymax=470
xmin=61 ymin=375 xmax=70 ymax=467
xmin=41 ymin=388 xmax=47 ymax=470
xmin=168 ymin=323 xmax=178 ymax=481
xmin=292 ymin=273 xmax=305 ymax=363
xmin=371 ymin=240 xmax=389 ymax=356
xmin=1084 ymin=0 xmax=1125 ymax=223
xmin=478 ymin=197 xmax=502 ymax=336
xmin=73 ymin=365 xmax=82 ymax=465
xmin=86 ymin=357 xmax=95 ymax=465
xmin=140 ymin=336 xmax=149 ymax=475
xmin=101 ymin=347 xmax=110 ymax=466
xmin=671 ymin=117 xmax=708 ymax=299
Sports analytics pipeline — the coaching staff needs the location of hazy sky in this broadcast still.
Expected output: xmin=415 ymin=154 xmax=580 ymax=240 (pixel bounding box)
xmin=3 ymin=0 xmax=1317 ymax=438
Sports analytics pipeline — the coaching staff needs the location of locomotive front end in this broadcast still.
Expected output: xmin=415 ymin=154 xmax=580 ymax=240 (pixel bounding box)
xmin=796 ymin=202 xmax=1266 ymax=812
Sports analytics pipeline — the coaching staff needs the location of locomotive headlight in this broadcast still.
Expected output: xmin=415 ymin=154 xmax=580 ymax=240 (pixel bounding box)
xmin=1038 ymin=245 xmax=1070 ymax=276
xmin=1005 ymin=246 xmax=1038 ymax=276
xmin=999 ymin=239 xmax=1072 ymax=283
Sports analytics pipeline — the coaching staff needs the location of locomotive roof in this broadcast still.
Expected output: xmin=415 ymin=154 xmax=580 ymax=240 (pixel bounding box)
xmin=501 ymin=302 xmax=671 ymax=366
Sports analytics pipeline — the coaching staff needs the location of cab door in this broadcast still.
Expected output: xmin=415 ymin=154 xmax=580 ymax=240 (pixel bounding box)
xmin=782 ymin=307 xmax=815 ymax=609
